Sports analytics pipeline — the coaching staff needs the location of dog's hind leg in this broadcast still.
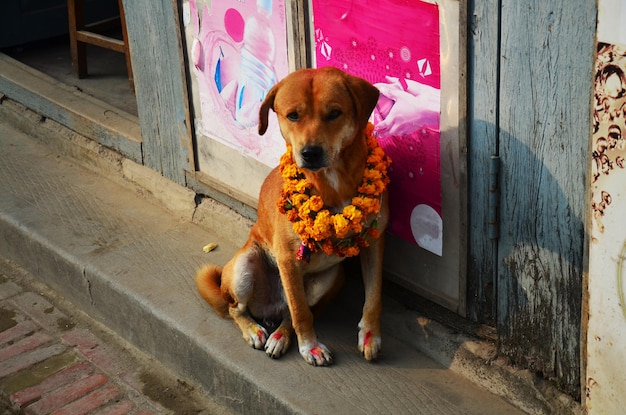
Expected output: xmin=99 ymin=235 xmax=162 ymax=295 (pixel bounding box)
xmin=229 ymin=305 xmax=269 ymax=350
xmin=223 ymin=248 xmax=269 ymax=350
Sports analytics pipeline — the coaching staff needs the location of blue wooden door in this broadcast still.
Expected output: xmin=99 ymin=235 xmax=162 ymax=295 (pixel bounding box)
xmin=468 ymin=0 xmax=595 ymax=399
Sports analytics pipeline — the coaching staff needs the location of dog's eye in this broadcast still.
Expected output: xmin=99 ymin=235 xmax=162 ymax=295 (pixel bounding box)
xmin=327 ymin=109 xmax=342 ymax=121
xmin=286 ymin=112 xmax=300 ymax=122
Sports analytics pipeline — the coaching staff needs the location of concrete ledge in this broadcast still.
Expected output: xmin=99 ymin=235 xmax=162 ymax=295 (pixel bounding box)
xmin=0 ymin=53 xmax=142 ymax=163
xmin=0 ymin=96 xmax=578 ymax=414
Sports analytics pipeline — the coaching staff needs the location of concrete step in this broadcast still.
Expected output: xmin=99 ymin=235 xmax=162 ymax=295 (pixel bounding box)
xmin=0 ymin=120 xmax=526 ymax=414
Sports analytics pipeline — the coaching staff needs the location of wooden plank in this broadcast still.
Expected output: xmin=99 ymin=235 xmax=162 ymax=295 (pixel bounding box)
xmin=0 ymin=53 xmax=143 ymax=163
xmin=286 ymin=0 xmax=311 ymax=69
xmin=185 ymin=171 xmax=258 ymax=222
xmin=76 ymin=31 xmax=126 ymax=52
xmin=381 ymin=0 xmax=468 ymax=316
xmin=497 ymin=0 xmax=595 ymax=398
xmin=121 ymin=0 xmax=194 ymax=185
xmin=466 ymin=0 xmax=500 ymax=323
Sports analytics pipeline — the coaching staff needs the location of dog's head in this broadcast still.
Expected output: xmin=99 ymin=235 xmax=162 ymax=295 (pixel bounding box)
xmin=259 ymin=67 xmax=379 ymax=171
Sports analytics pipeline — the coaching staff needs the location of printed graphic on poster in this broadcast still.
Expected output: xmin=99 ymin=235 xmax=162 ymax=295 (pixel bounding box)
xmin=183 ymin=0 xmax=289 ymax=167
xmin=312 ymin=0 xmax=443 ymax=255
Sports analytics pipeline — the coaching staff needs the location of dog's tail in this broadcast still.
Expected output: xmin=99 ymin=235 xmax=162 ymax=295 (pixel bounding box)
xmin=195 ymin=265 xmax=229 ymax=318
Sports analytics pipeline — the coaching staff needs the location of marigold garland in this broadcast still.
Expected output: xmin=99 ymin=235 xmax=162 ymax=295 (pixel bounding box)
xmin=277 ymin=123 xmax=392 ymax=259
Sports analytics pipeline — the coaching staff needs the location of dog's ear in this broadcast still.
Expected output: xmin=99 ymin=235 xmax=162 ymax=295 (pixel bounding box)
xmin=343 ymin=73 xmax=380 ymax=129
xmin=259 ymin=82 xmax=279 ymax=136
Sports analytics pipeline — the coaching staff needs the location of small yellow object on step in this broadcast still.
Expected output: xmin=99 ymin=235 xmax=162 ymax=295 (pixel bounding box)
xmin=202 ymin=243 xmax=218 ymax=253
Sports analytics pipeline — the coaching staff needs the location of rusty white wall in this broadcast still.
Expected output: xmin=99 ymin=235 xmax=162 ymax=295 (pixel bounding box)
xmin=586 ymin=0 xmax=626 ymax=412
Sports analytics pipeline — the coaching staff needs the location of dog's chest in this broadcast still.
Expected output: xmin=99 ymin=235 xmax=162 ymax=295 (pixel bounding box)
xmin=303 ymin=251 xmax=345 ymax=274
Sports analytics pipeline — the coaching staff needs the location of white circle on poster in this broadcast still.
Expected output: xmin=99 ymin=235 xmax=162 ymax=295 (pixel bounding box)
xmin=410 ymin=204 xmax=443 ymax=256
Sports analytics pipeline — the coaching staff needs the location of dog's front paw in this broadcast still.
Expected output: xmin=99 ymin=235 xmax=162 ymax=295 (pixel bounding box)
xmin=265 ymin=328 xmax=291 ymax=358
xmin=242 ymin=323 xmax=268 ymax=350
xmin=358 ymin=324 xmax=381 ymax=361
xmin=299 ymin=341 xmax=333 ymax=366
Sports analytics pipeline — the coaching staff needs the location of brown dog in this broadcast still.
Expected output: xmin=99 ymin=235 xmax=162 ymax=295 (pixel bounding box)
xmin=195 ymin=67 xmax=389 ymax=366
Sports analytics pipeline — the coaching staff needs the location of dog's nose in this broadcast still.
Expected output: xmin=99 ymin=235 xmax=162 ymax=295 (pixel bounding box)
xmin=300 ymin=145 xmax=325 ymax=170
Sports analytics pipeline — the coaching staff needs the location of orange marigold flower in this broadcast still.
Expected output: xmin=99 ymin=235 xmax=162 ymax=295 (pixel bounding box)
xmin=343 ymin=246 xmax=360 ymax=257
xmin=308 ymin=195 xmax=324 ymax=212
xmin=321 ymin=240 xmax=335 ymax=255
xmin=358 ymin=182 xmax=377 ymax=195
xmin=277 ymin=122 xmax=387 ymax=259
xmin=363 ymin=168 xmax=383 ymax=181
xmin=287 ymin=209 xmax=299 ymax=222
xmin=351 ymin=220 xmax=364 ymax=234
xmin=367 ymin=228 xmax=381 ymax=239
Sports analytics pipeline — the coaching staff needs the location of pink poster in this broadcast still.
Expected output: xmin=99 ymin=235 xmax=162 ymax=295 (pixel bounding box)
xmin=185 ymin=0 xmax=289 ymax=167
xmin=312 ymin=0 xmax=443 ymax=255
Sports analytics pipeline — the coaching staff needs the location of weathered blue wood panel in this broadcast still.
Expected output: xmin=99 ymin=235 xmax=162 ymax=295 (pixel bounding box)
xmin=497 ymin=0 xmax=595 ymax=398
xmin=467 ymin=0 xmax=500 ymax=324
xmin=122 ymin=0 xmax=193 ymax=185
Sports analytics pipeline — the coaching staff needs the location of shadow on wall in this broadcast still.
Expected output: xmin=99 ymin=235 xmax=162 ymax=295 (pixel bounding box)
xmin=482 ymin=118 xmax=585 ymax=399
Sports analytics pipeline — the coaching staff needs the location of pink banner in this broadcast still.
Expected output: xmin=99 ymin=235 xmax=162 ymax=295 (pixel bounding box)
xmin=312 ymin=0 xmax=443 ymax=255
xmin=186 ymin=0 xmax=289 ymax=166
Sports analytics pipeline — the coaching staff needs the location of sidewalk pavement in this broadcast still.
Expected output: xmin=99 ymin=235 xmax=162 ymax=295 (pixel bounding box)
xmin=0 ymin=258 xmax=233 ymax=414
xmin=0 ymin=118 xmax=532 ymax=414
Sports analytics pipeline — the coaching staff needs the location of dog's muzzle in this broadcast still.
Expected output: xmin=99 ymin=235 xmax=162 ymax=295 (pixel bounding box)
xmin=300 ymin=145 xmax=327 ymax=171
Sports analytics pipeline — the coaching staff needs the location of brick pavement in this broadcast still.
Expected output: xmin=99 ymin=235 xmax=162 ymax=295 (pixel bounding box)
xmin=0 ymin=260 xmax=221 ymax=415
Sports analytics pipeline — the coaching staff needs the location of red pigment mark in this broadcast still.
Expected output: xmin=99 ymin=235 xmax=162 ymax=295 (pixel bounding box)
xmin=363 ymin=331 xmax=372 ymax=347
xmin=310 ymin=347 xmax=322 ymax=358
xmin=257 ymin=329 xmax=265 ymax=340
xmin=272 ymin=331 xmax=284 ymax=340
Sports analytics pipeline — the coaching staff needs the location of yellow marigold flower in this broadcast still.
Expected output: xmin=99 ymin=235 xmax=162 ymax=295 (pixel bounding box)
xmin=293 ymin=220 xmax=307 ymax=235
xmin=333 ymin=214 xmax=351 ymax=238
xmin=342 ymin=205 xmax=362 ymax=221
xmin=295 ymin=179 xmax=310 ymax=194
xmin=280 ymin=149 xmax=292 ymax=166
xmin=343 ymin=246 xmax=360 ymax=257
xmin=352 ymin=196 xmax=380 ymax=215
xmin=282 ymin=163 xmax=299 ymax=179
xmin=311 ymin=210 xmax=332 ymax=240
xmin=284 ymin=180 xmax=299 ymax=194
xmin=298 ymin=208 xmax=311 ymax=221
xmin=300 ymin=202 xmax=312 ymax=219
xmin=291 ymin=193 xmax=309 ymax=208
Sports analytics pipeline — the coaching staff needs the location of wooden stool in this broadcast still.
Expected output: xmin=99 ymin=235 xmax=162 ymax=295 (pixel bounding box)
xmin=67 ymin=0 xmax=134 ymax=92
